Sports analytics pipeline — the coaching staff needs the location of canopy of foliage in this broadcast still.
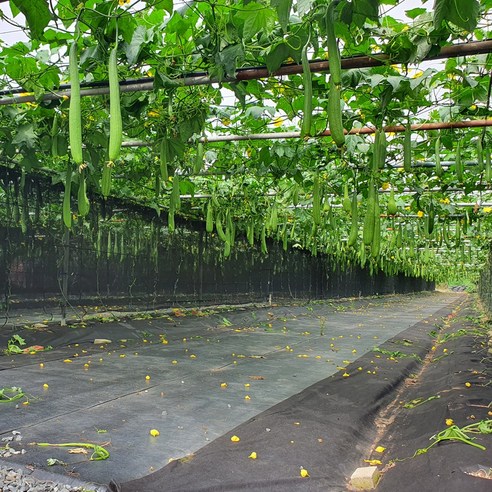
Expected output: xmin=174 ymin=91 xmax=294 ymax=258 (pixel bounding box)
xmin=0 ymin=0 xmax=491 ymax=284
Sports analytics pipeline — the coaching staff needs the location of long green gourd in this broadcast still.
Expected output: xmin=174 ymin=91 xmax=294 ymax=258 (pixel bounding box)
xmin=300 ymin=34 xmax=313 ymax=138
xmin=403 ymin=124 xmax=411 ymax=172
xmin=435 ymin=135 xmax=443 ymax=177
xmin=455 ymin=140 xmax=464 ymax=182
xmin=363 ymin=180 xmax=376 ymax=246
xmin=69 ymin=42 xmax=83 ymax=165
xmin=63 ymin=162 xmax=72 ymax=229
xmin=371 ymin=194 xmax=380 ymax=257
xmin=326 ymin=2 xmax=345 ymax=147
xmin=347 ymin=192 xmax=358 ymax=247
xmin=108 ymin=45 xmax=122 ymax=163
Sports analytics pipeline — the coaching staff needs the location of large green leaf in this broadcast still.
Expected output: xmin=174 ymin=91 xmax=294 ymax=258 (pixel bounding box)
xmin=12 ymin=124 xmax=37 ymax=148
xmin=12 ymin=0 xmax=51 ymax=40
xmin=296 ymin=0 xmax=314 ymax=17
xmin=125 ymin=25 xmax=153 ymax=65
xmin=352 ymin=0 xmax=380 ymax=26
xmin=271 ymin=0 xmax=293 ymax=32
xmin=235 ymin=3 xmax=276 ymax=41
xmin=434 ymin=0 xmax=480 ymax=31
xmin=215 ymin=44 xmax=244 ymax=78
xmin=148 ymin=0 xmax=173 ymax=14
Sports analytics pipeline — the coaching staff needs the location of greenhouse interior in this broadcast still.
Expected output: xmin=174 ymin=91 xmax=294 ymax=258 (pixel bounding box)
xmin=1 ymin=0 xmax=492 ymax=491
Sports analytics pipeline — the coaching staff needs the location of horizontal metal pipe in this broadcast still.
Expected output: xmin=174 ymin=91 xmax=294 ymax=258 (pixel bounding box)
xmin=121 ymin=119 xmax=492 ymax=147
xmin=1 ymin=40 xmax=490 ymax=105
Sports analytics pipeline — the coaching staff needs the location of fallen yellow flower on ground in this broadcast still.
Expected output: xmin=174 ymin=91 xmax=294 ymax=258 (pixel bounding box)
xmin=300 ymin=468 xmax=310 ymax=478
xmin=150 ymin=429 xmax=160 ymax=437
xmin=230 ymin=435 xmax=240 ymax=442
xmin=375 ymin=446 xmax=385 ymax=453
xmin=364 ymin=459 xmax=382 ymax=466
xmin=249 ymin=452 xmax=257 ymax=459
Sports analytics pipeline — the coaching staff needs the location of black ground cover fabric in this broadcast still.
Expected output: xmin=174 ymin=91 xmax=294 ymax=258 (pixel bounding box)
xmin=373 ymin=301 xmax=492 ymax=492
xmin=110 ymin=298 xmax=471 ymax=492
xmin=1 ymin=293 xmax=456 ymax=487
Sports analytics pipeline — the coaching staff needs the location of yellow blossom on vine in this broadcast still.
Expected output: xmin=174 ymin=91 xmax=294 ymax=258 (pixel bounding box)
xmin=272 ymin=117 xmax=283 ymax=127
xmin=439 ymin=198 xmax=450 ymax=204
xmin=417 ymin=210 xmax=424 ymax=218
xmin=483 ymin=207 xmax=492 ymax=214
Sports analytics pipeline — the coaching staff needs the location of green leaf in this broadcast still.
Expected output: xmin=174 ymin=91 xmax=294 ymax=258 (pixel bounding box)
xmin=12 ymin=0 xmax=52 ymax=40
xmin=405 ymin=8 xmax=427 ymax=19
xmin=149 ymin=0 xmax=173 ymax=14
xmin=434 ymin=0 xmax=480 ymax=31
xmin=266 ymin=42 xmax=292 ymax=73
xmin=126 ymin=25 xmax=152 ymax=65
xmin=235 ymin=3 xmax=276 ymax=41
xmin=296 ymin=0 xmax=314 ymax=17
xmin=352 ymin=0 xmax=380 ymax=26
xmin=215 ymin=44 xmax=244 ymax=78
xmin=12 ymin=124 xmax=37 ymax=148
xmin=271 ymin=0 xmax=292 ymax=32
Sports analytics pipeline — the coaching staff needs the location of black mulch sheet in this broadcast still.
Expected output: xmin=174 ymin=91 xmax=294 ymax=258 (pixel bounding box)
xmin=109 ymin=295 xmax=492 ymax=492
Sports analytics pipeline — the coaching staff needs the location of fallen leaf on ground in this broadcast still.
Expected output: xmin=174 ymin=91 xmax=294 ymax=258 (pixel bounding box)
xmin=68 ymin=448 xmax=89 ymax=455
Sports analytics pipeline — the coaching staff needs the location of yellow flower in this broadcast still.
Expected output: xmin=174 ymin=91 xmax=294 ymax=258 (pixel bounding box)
xmin=375 ymin=446 xmax=386 ymax=453
xmin=446 ymin=419 xmax=454 ymax=426
xmin=272 ymin=117 xmax=283 ymax=127
xmin=417 ymin=210 xmax=424 ymax=218
xmin=147 ymin=110 xmax=160 ymax=118
xmin=465 ymin=382 xmax=471 ymax=387
xmin=342 ymin=372 xmax=350 ymax=377
xmin=39 ymin=363 xmax=44 ymax=368
xmin=300 ymin=468 xmax=310 ymax=478
xmin=249 ymin=452 xmax=257 ymax=459
xmin=483 ymin=207 xmax=492 ymax=214
xmin=404 ymin=206 xmax=411 ymax=211
xmin=381 ymin=182 xmax=390 ymax=190
xmin=440 ymin=198 xmax=450 ymax=205
xmin=220 ymin=382 xmax=228 ymax=388
xmin=43 ymin=383 xmax=49 ymax=389
xmin=145 ymin=375 xmax=151 ymax=380
xmin=245 ymin=395 xmax=251 ymax=400
xmin=63 ymin=359 xmax=72 ymax=363
xmin=150 ymin=429 xmax=160 ymax=437
xmin=230 ymin=435 xmax=240 ymax=442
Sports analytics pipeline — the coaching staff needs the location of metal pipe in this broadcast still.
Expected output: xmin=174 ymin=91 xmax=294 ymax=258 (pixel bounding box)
xmin=1 ymin=40 xmax=491 ymax=105
xmin=121 ymin=119 xmax=492 ymax=147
